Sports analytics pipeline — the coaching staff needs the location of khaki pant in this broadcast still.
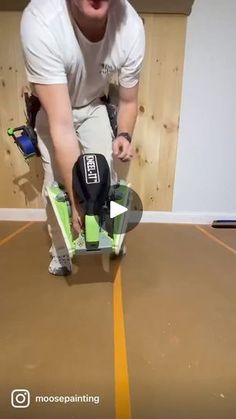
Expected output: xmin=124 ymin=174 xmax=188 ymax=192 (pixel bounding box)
xmin=36 ymin=98 xmax=116 ymax=257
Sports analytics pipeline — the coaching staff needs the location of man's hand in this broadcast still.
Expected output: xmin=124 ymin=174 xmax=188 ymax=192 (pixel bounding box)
xmin=112 ymin=136 xmax=134 ymax=162
xmin=71 ymin=205 xmax=84 ymax=239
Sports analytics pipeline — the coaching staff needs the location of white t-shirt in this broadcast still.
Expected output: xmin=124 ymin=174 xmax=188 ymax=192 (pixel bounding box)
xmin=20 ymin=0 xmax=145 ymax=107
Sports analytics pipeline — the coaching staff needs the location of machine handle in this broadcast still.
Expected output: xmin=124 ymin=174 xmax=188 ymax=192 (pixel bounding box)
xmin=85 ymin=215 xmax=100 ymax=249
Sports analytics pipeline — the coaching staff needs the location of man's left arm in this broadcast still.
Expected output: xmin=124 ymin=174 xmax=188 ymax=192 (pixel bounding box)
xmin=113 ymin=14 xmax=145 ymax=162
xmin=112 ymin=83 xmax=139 ymax=161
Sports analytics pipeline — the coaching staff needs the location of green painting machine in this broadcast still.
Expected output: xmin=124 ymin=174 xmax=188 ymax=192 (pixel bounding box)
xmin=46 ymin=153 xmax=131 ymax=270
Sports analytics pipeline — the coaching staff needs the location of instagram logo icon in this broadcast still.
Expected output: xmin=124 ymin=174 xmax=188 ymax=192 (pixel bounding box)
xmin=11 ymin=389 xmax=30 ymax=408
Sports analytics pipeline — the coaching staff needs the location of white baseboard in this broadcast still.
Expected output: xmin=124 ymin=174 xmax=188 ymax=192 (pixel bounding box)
xmin=0 ymin=209 xmax=236 ymax=224
xmin=141 ymin=212 xmax=236 ymax=224
xmin=0 ymin=209 xmax=47 ymax=222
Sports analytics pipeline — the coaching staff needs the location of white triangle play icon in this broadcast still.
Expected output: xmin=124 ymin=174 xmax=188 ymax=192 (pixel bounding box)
xmin=110 ymin=201 xmax=128 ymax=219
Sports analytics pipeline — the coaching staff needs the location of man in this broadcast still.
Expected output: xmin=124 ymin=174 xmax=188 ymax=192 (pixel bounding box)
xmin=21 ymin=0 xmax=145 ymax=276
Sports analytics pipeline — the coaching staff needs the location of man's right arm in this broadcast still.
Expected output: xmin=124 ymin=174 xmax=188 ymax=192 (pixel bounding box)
xmin=34 ymin=83 xmax=82 ymax=230
xmin=20 ymin=11 xmax=82 ymax=231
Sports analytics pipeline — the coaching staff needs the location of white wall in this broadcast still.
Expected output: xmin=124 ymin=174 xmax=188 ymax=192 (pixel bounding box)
xmin=173 ymin=0 xmax=236 ymax=213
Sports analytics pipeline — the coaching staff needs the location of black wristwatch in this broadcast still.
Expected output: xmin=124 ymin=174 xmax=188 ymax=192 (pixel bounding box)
xmin=117 ymin=132 xmax=132 ymax=143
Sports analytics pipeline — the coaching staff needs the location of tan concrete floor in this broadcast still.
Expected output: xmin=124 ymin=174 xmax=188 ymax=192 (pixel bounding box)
xmin=1 ymin=222 xmax=236 ymax=419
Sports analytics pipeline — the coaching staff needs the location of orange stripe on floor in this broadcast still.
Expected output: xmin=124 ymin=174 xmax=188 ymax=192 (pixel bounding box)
xmin=196 ymin=226 xmax=236 ymax=256
xmin=0 ymin=222 xmax=34 ymax=247
xmin=113 ymin=263 xmax=131 ymax=419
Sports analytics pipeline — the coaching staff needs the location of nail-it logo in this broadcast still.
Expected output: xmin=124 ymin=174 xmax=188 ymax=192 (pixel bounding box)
xmin=11 ymin=389 xmax=30 ymax=408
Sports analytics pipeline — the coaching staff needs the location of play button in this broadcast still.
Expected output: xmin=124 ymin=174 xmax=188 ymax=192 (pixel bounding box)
xmin=110 ymin=201 xmax=128 ymax=219
xmin=105 ymin=183 xmax=143 ymax=235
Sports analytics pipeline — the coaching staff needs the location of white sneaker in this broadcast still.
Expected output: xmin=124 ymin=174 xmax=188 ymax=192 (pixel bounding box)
xmin=48 ymin=255 xmax=72 ymax=276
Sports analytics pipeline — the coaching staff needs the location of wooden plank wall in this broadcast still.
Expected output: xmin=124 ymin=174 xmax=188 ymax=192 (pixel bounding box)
xmin=0 ymin=12 xmax=43 ymax=209
xmin=130 ymin=14 xmax=187 ymax=210
xmin=0 ymin=12 xmax=186 ymax=211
